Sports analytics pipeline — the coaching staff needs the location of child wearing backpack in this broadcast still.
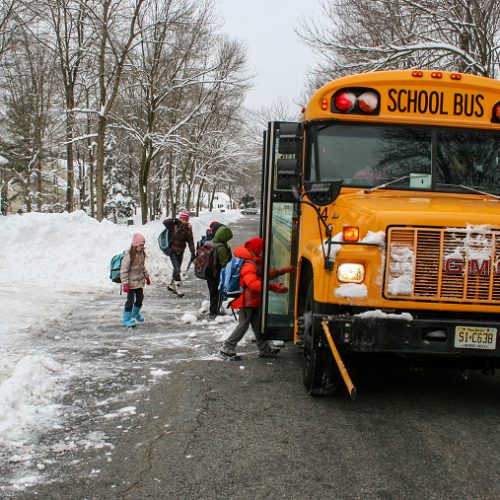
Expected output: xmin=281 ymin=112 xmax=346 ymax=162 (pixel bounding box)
xmin=120 ymin=233 xmax=151 ymax=327
xmin=219 ymin=237 xmax=295 ymax=359
xmin=206 ymin=225 xmax=233 ymax=318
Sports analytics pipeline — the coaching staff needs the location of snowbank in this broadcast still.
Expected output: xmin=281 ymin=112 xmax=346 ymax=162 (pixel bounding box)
xmin=0 ymin=209 xmax=241 ymax=339
xmin=0 ymin=209 xmax=242 ymax=465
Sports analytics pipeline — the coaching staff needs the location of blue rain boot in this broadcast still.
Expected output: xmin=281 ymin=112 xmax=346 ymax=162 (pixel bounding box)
xmin=122 ymin=310 xmax=136 ymax=328
xmin=132 ymin=305 xmax=144 ymax=322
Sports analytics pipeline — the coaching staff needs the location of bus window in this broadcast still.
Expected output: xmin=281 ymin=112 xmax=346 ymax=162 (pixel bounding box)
xmin=436 ymin=130 xmax=500 ymax=192
xmin=306 ymin=123 xmax=431 ymax=188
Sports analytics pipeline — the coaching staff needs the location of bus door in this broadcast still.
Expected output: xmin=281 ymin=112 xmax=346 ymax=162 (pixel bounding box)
xmin=259 ymin=121 xmax=302 ymax=341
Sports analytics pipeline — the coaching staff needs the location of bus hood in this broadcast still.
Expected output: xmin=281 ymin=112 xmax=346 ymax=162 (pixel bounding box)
xmin=336 ymin=190 xmax=500 ymax=229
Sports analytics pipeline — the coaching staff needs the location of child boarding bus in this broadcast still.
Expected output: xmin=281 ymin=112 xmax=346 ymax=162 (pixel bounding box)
xmin=258 ymin=70 xmax=500 ymax=398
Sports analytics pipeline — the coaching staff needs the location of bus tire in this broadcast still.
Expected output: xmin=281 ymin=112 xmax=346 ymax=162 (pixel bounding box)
xmin=302 ymin=282 xmax=340 ymax=396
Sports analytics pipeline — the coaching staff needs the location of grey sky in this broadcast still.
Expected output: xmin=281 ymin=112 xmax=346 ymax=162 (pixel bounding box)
xmin=217 ymin=0 xmax=321 ymax=113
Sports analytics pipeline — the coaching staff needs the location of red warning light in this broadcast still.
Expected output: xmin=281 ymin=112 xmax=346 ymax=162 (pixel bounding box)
xmin=333 ymin=92 xmax=356 ymax=112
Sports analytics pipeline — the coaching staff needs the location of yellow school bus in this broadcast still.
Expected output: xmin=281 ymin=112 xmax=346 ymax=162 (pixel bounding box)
xmin=259 ymin=70 xmax=500 ymax=397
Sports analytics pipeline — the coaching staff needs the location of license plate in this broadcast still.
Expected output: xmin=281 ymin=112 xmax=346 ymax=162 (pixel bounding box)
xmin=454 ymin=326 xmax=497 ymax=350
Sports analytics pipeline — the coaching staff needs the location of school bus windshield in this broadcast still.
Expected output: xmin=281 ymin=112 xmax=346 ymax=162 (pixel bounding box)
xmin=306 ymin=122 xmax=500 ymax=194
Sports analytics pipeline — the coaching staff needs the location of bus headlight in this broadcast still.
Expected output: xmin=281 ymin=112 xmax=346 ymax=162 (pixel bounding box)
xmin=337 ymin=263 xmax=365 ymax=284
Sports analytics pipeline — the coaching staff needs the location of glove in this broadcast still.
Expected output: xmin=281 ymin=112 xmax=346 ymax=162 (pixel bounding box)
xmin=123 ymin=284 xmax=130 ymax=293
xmin=278 ymin=265 xmax=296 ymax=275
xmin=269 ymin=283 xmax=288 ymax=294
xmin=146 ymin=277 xmax=151 ymax=285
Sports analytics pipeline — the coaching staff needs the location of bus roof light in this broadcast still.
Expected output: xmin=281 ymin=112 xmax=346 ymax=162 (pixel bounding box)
xmin=333 ymin=92 xmax=356 ymax=113
xmin=321 ymin=98 xmax=329 ymax=111
xmin=412 ymin=71 xmax=424 ymax=77
xmin=450 ymin=73 xmax=462 ymax=80
xmin=431 ymin=71 xmax=443 ymax=79
xmin=358 ymin=91 xmax=379 ymax=113
xmin=343 ymin=226 xmax=359 ymax=242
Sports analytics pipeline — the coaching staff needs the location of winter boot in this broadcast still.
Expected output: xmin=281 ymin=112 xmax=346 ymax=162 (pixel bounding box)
xmin=174 ymin=281 xmax=184 ymax=298
xmin=122 ymin=310 xmax=136 ymax=328
xmin=132 ymin=305 xmax=144 ymax=322
xmin=219 ymin=349 xmax=242 ymax=361
xmin=167 ymin=279 xmax=175 ymax=292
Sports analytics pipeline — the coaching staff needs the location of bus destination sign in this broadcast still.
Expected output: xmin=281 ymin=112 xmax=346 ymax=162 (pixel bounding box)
xmin=387 ymin=88 xmax=484 ymax=118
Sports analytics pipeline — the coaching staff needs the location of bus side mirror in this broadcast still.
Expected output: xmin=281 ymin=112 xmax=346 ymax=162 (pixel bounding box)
xmin=303 ymin=181 xmax=343 ymax=206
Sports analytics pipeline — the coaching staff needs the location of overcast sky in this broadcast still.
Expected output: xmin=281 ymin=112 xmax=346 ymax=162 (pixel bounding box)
xmin=216 ymin=0 xmax=321 ymax=113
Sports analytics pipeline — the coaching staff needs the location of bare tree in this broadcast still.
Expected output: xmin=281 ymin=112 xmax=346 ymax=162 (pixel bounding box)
xmin=116 ymin=0 xmax=250 ymax=223
xmin=90 ymin=0 xmax=146 ymax=221
xmin=0 ymin=0 xmax=18 ymax=60
xmin=0 ymin=0 xmax=252 ymax=220
xmin=130 ymin=0 xmax=213 ymax=224
xmin=298 ymin=0 xmax=500 ymax=91
xmin=45 ymin=0 xmax=93 ymax=212
xmin=0 ymin=23 xmax=60 ymax=212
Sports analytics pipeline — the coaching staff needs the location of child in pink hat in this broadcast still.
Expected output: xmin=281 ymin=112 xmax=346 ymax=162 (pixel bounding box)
xmin=120 ymin=233 xmax=151 ymax=327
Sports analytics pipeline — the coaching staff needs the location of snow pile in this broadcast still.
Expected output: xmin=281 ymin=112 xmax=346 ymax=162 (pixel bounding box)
xmin=334 ymin=283 xmax=368 ymax=298
xmin=0 ymin=354 xmax=65 ymax=448
xmin=387 ymin=245 xmax=415 ymax=295
xmin=356 ymin=310 xmax=413 ymax=321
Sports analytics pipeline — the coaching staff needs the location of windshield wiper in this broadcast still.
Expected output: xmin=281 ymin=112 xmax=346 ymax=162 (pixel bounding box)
xmin=437 ymin=183 xmax=500 ymax=200
xmin=364 ymin=174 xmax=430 ymax=193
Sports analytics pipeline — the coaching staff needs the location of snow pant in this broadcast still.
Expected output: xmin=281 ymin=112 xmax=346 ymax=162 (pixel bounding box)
xmin=206 ymin=268 xmax=222 ymax=315
xmin=222 ymin=307 xmax=269 ymax=353
xmin=124 ymin=288 xmax=144 ymax=312
xmin=169 ymin=251 xmax=184 ymax=281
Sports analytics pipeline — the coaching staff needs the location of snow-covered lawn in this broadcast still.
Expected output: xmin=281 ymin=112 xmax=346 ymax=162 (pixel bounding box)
xmin=0 ymin=209 xmax=243 ymax=490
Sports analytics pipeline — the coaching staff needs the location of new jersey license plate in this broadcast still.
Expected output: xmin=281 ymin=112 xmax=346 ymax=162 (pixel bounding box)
xmin=454 ymin=326 xmax=497 ymax=350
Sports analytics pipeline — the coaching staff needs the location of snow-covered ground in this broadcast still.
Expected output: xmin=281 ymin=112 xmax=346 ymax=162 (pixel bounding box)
xmin=0 ymin=209 xmax=245 ymax=490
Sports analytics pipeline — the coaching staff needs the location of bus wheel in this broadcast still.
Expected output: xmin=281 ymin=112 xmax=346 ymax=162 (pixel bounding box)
xmin=302 ymin=283 xmax=340 ymax=396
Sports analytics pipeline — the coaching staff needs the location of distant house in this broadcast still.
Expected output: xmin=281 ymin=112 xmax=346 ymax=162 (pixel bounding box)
xmin=0 ymin=154 xmax=71 ymax=213
xmin=198 ymin=191 xmax=236 ymax=212
xmin=209 ymin=191 xmax=235 ymax=212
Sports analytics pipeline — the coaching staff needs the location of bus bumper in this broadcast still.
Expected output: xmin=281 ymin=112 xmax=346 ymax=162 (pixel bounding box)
xmin=320 ymin=313 xmax=500 ymax=366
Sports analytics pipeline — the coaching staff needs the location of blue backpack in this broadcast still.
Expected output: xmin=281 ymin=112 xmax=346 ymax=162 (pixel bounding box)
xmin=109 ymin=251 xmax=126 ymax=283
xmin=219 ymin=257 xmax=253 ymax=300
xmin=158 ymin=228 xmax=172 ymax=256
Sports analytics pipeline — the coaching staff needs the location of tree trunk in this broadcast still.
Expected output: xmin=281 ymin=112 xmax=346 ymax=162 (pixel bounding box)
xmin=209 ymin=183 xmax=218 ymax=212
xmin=95 ymin=115 xmax=106 ymax=221
xmin=65 ymin=90 xmax=75 ymax=212
xmin=195 ymin=178 xmax=205 ymax=216
xmin=139 ymin=144 xmax=152 ymax=225
xmin=1 ymin=173 xmax=9 ymax=215
xmin=86 ymin=89 xmax=94 ymax=217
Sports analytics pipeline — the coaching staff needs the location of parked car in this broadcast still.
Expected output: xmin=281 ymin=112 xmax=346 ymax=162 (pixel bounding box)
xmin=240 ymin=207 xmax=259 ymax=215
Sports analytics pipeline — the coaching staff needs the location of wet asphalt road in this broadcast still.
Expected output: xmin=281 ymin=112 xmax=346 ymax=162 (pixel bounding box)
xmin=3 ymin=215 xmax=500 ymax=500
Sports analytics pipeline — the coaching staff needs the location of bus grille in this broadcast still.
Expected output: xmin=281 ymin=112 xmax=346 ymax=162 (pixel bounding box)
xmin=384 ymin=227 xmax=500 ymax=304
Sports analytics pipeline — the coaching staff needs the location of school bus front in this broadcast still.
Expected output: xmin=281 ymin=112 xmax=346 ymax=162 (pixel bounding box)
xmin=260 ymin=70 xmax=500 ymax=396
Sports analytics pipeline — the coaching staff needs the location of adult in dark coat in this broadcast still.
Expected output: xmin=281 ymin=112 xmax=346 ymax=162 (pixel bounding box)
xmin=163 ymin=209 xmax=195 ymax=295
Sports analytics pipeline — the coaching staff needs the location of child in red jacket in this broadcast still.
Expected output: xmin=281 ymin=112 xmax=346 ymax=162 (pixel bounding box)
xmin=220 ymin=237 xmax=294 ymax=359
